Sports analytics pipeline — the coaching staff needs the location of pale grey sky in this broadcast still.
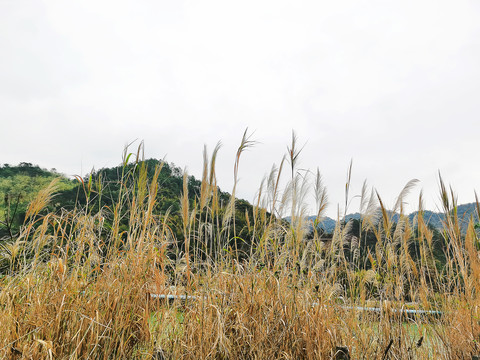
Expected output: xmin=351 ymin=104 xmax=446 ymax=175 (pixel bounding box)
xmin=1 ymin=0 xmax=480 ymax=216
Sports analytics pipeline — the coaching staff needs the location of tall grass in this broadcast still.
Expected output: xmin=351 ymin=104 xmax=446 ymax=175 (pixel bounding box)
xmin=1 ymin=138 xmax=479 ymax=359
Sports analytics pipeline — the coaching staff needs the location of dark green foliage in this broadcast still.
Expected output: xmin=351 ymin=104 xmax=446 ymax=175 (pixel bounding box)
xmin=0 ymin=160 xmax=256 ymax=264
xmin=0 ymin=163 xmax=76 ymax=238
xmin=0 ymin=162 xmax=53 ymax=178
xmin=0 ymin=160 xmax=471 ymax=275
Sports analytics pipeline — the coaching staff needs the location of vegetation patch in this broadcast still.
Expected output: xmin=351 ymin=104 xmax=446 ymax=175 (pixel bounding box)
xmin=1 ymin=137 xmax=480 ymax=359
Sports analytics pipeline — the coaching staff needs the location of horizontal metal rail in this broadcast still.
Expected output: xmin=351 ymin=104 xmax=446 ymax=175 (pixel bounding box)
xmin=148 ymin=294 xmax=443 ymax=317
xmin=340 ymin=305 xmax=442 ymax=316
xmin=150 ymin=294 xmax=200 ymax=302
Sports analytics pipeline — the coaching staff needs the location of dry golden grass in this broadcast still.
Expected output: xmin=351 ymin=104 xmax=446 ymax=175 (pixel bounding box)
xmin=1 ymin=139 xmax=480 ymax=359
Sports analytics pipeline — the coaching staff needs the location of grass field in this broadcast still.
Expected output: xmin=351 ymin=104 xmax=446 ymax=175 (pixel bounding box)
xmin=1 ymin=137 xmax=479 ymax=359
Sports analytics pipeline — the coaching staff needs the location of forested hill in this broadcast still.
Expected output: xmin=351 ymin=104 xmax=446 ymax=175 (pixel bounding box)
xmin=2 ymin=161 xmax=478 ymax=241
xmin=0 ymin=163 xmax=77 ymax=236
xmin=0 ymin=160 xmax=255 ymax=243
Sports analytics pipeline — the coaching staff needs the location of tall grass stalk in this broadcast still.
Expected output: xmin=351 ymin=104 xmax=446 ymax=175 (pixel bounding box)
xmin=1 ymin=137 xmax=480 ymax=359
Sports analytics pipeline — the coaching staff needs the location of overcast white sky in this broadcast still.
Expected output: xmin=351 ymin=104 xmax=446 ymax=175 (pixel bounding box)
xmin=1 ymin=0 xmax=480 ymax=217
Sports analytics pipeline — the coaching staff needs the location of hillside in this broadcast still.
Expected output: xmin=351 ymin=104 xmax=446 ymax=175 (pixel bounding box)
xmin=0 ymin=160 xmax=256 ymax=252
xmin=0 ymin=163 xmax=76 ymax=237
xmin=3 ymin=161 xmax=477 ymax=243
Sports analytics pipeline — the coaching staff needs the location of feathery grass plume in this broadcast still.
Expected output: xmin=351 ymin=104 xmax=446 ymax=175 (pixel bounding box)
xmin=135 ymin=160 xmax=149 ymax=208
xmin=311 ymin=168 xmax=329 ymax=257
xmin=266 ymin=158 xmax=286 ymax=258
xmin=344 ymin=159 xmax=353 ymax=219
xmin=287 ymin=170 xmax=311 ymax=265
xmin=209 ymin=141 xmax=221 ymax=208
xmin=25 ymin=178 xmax=60 ymax=220
xmin=286 ymin=131 xmax=304 ymax=219
xmin=135 ymin=139 xmax=145 ymax=164
xmin=11 ymin=178 xmax=62 ymax=270
xmin=354 ymin=180 xmax=370 ymax=268
xmin=227 ymin=128 xmax=256 ymax=262
xmin=264 ymin=163 xmax=278 ymax=210
xmin=197 ymin=145 xmax=210 ymax=262
xmin=200 ymin=142 xmax=222 ymax=211
xmin=329 ymin=209 xmax=352 ymax=266
xmin=285 ymin=131 xmax=309 ymax=267
xmin=181 ymin=170 xmax=190 ymax=240
xmin=140 ymin=162 xmax=163 ymax=247
xmin=376 ymin=190 xmax=392 ymax=240
xmin=180 ymin=169 xmax=192 ymax=282
xmin=465 ymin=218 xmax=480 ymax=295
xmin=287 ymin=130 xmax=300 ymax=179
xmin=390 ymin=179 xmax=419 ymax=273
xmin=415 ymin=192 xmax=441 ymax=294
xmin=392 ymin=213 xmax=406 ymax=249
xmin=31 ymin=213 xmax=54 ymax=267
xmin=267 ymin=157 xmax=285 ymax=217
xmin=248 ymin=176 xmax=266 ymax=260
xmin=438 ymin=173 xmax=466 ymax=291
xmin=195 ymin=142 xmax=222 ymax=261
xmin=359 ymin=180 xmax=369 ymax=216
xmin=200 ymin=145 xmax=210 ymax=211
xmin=313 ymin=168 xmax=328 ymax=227
xmin=438 ymin=172 xmax=461 ymax=239
xmin=350 ymin=234 xmax=360 ymax=266
xmin=362 ymin=188 xmax=379 ymax=231
xmin=393 ymin=178 xmax=419 ymax=215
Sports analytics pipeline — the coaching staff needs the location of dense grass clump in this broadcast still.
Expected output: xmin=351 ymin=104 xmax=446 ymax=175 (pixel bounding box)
xmin=1 ymin=135 xmax=480 ymax=359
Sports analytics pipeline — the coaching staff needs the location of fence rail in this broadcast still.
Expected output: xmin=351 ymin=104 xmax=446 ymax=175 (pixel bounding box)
xmin=148 ymin=294 xmax=443 ymax=318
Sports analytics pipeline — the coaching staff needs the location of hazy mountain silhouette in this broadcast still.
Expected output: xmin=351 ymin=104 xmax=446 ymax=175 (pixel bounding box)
xmin=299 ymin=203 xmax=479 ymax=234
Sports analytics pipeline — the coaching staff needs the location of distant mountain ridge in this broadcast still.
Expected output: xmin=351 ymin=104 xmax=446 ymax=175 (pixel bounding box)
xmin=300 ymin=203 xmax=479 ymax=234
